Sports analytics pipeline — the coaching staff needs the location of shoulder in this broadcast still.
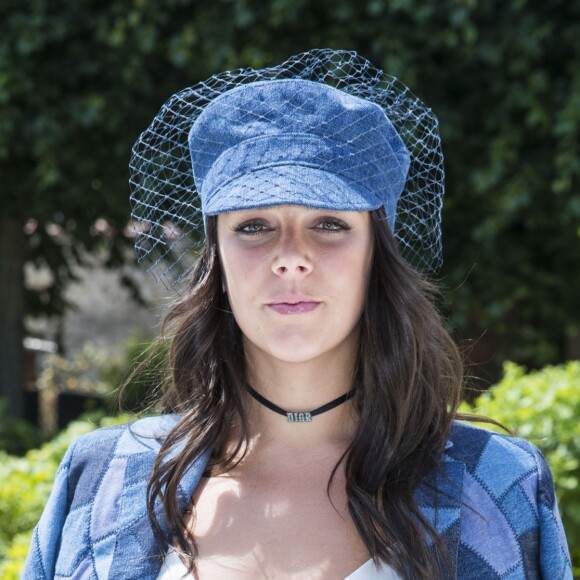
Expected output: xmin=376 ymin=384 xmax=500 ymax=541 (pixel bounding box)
xmin=63 ymin=415 xmax=180 ymax=491
xmin=446 ymin=420 xmax=553 ymax=502
xmin=448 ymin=420 xmax=543 ymax=469
xmin=68 ymin=414 xmax=180 ymax=451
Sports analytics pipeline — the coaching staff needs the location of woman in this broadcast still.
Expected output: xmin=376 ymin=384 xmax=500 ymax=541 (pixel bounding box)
xmin=23 ymin=49 xmax=571 ymax=579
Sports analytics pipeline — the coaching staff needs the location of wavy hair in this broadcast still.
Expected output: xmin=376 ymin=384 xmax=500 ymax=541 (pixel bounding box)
xmin=145 ymin=209 xmax=464 ymax=578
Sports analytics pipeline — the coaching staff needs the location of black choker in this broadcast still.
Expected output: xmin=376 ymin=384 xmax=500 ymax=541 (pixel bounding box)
xmin=247 ymin=385 xmax=354 ymax=423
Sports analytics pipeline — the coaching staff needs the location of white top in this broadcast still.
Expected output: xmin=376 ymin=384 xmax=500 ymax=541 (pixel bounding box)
xmin=157 ymin=549 xmax=401 ymax=579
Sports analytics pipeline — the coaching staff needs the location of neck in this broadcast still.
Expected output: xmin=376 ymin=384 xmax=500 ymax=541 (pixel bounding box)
xmin=243 ymin=342 xmax=359 ymax=446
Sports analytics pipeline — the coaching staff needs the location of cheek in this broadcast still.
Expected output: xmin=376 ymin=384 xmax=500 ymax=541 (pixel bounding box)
xmin=220 ymin=246 xmax=267 ymax=301
xmin=335 ymin=241 xmax=373 ymax=284
xmin=340 ymin=245 xmax=373 ymax=315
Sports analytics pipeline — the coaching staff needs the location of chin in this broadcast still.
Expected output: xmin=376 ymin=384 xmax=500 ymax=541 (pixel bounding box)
xmin=242 ymin=326 xmax=359 ymax=365
xmin=260 ymin=338 xmax=345 ymax=364
xmin=270 ymin=351 xmax=326 ymax=364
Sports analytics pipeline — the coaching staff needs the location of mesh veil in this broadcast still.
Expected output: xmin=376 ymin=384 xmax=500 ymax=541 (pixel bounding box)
xmin=129 ymin=48 xmax=444 ymax=289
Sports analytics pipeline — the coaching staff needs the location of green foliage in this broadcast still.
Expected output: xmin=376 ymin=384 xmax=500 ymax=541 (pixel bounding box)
xmin=0 ymin=399 xmax=42 ymax=455
xmin=0 ymin=532 xmax=32 ymax=580
xmin=460 ymin=361 xmax=580 ymax=573
xmin=0 ymin=412 xmax=130 ymax=574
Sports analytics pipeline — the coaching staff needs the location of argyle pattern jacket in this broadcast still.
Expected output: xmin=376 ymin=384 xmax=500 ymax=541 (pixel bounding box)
xmin=22 ymin=417 xmax=572 ymax=579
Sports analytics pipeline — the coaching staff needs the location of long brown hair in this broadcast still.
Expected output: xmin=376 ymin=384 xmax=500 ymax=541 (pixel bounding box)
xmin=145 ymin=209 xmax=463 ymax=578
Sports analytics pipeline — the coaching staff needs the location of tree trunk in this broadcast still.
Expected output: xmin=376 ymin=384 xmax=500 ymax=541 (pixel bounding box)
xmin=0 ymin=217 xmax=25 ymax=418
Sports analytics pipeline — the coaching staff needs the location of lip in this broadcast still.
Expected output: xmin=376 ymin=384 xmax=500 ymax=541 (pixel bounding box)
xmin=268 ymin=301 xmax=320 ymax=315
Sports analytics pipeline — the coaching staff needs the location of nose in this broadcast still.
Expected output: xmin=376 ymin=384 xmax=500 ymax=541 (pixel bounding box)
xmin=271 ymin=231 xmax=313 ymax=277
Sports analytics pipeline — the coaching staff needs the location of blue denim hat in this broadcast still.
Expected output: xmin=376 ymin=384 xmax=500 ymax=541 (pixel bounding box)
xmin=129 ymin=49 xmax=444 ymax=288
xmin=189 ymin=79 xmax=410 ymax=229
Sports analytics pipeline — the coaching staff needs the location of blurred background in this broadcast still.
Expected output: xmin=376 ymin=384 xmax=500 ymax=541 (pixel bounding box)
xmin=0 ymin=0 xmax=579 ymax=575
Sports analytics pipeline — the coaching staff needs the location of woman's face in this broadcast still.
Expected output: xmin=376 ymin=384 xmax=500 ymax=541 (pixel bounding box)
xmin=217 ymin=205 xmax=374 ymax=365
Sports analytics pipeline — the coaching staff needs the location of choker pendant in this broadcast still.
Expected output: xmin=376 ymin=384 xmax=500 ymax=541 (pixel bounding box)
xmin=287 ymin=411 xmax=312 ymax=423
xmin=247 ymin=385 xmax=354 ymax=422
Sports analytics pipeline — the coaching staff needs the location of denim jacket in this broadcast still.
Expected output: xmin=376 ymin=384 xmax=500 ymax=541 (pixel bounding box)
xmin=22 ymin=417 xmax=572 ymax=579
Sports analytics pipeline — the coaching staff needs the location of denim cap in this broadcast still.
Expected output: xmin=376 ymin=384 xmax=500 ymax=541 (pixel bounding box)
xmin=188 ymin=79 xmax=411 ymax=229
xmin=129 ymin=49 xmax=445 ymax=289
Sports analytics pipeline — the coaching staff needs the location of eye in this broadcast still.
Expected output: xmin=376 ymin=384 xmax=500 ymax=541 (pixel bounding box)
xmin=233 ymin=220 xmax=270 ymax=235
xmin=314 ymin=218 xmax=350 ymax=232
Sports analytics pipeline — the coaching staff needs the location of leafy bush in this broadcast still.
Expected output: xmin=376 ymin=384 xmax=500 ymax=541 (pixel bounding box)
xmin=460 ymin=361 xmax=580 ymax=574
xmin=0 ymin=413 xmax=130 ymax=576
xmin=0 ymin=399 xmax=42 ymax=455
xmin=0 ymin=532 xmax=32 ymax=580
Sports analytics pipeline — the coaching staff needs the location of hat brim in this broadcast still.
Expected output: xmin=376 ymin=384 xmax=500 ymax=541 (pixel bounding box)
xmin=203 ymin=165 xmax=385 ymax=216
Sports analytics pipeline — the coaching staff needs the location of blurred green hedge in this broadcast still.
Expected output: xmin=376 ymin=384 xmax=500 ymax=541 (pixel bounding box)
xmin=0 ymin=399 xmax=42 ymax=455
xmin=460 ymin=360 xmax=580 ymax=574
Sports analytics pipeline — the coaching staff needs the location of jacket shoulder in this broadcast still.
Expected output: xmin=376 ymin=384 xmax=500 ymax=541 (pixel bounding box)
xmin=448 ymin=421 xmax=540 ymax=467
xmin=447 ymin=421 xmax=572 ymax=579
xmin=69 ymin=415 xmax=179 ymax=460
xmin=22 ymin=415 xmax=182 ymax=579
xmin=447 ymin=421 xmax=553 ymax=501
xmin=65 ymin=415 xmax=179 ymax=506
